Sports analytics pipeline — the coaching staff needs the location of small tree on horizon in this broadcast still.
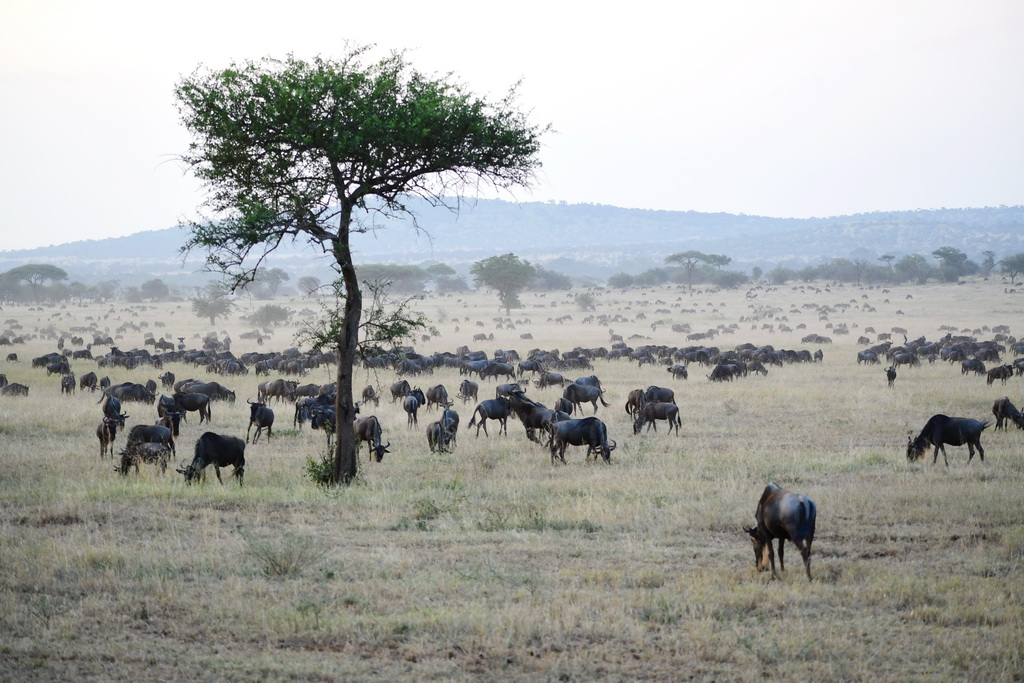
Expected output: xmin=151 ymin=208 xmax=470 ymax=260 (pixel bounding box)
xmin=470 ymin=253 xmax=537 ymax=314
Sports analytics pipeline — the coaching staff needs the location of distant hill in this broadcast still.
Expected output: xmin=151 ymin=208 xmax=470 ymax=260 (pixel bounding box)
xmin=1 ymin=199 xmax=1022 ymax=286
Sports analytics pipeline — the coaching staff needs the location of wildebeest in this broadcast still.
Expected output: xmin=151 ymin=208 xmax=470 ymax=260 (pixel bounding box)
xmin=480 ymin=361 xmax=516 ymax=381
xmin=246 ymin=400 xmax=274 ymax=443
xmin=534 ymin=371 xmax=566 ymax=389
xmin=467 ymin=397 xmax=511 ymax=437
xmin=126 ymin=423 xmax=176 ymax=458
xmin=354 ymin=416 xmax=390 ymax=462
xmin=992 ymin=397 xmax=1024 ymax=431
xmin=548 ymin=416 xmax=616 ymax=464
xmin=0 ymin=382 xmax=29 ymax=397
xmin=104 ymin=382 xmax=156 ymax=404
xmin=155 ymin=411 xmax=183 ymax=440
xmin=857 ymin=350 xmax=880 ymax=364
xmin=361 ymin=384 xmax=381 ymax=407
xmin=885 ymin=365 xmax=896 ymax=388
xmin=171 ymin=392 xmax=212 ymax=423
xmin=457 ymin=379 xmax=478 ymax=404
xmin=188 ymin=381 xmax=236 ymax=402
xmin=99 ymin=394 xmax=128 ymax=426
xmin=562 ymin=382 xmax=609 ymax=414
xmin=644 ymin=385 xmax=676 ymax=405
xmin=79 ymin=371 xmax=98 ymax=392
xmin=390 ymin=379 xmax=411 ymax=403
xmin=159 ymin=371 xmax=175 ymax=388
xmin=744 ymin=482 xmax=817 ymax=581
xmin=961 ymin=358 xmax=986 ymax=376
xmin=61 ymin=373 xmax=76 ymax=395
xmin=403 ymin=387 xmax=426 ymax=427
xmin=624 ymin=388 xmax=646 ymax=419
xmin=426 ymin=419 xmax=456 ymax=453
xmin=907 ymin=414 xmax=990 ymax=466
xmin=667 ymin=364 xmax=689 ymax=380
xmin=986 ymin=364 xmax=1014 ymax=386
xmin=96 ymin=418 xmax=120 ymax=459
xmin=633 ymin=402 xmax=682 ymax=435
xmin=425 ymin=384 xmax=450 ymax=412
xmin=118 ymin=442 xmax=172 ymax=476
xmin=176 ymin=432 xmax=245 ymax=485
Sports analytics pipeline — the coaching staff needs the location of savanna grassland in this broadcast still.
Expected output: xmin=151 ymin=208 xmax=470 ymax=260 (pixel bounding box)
xmin=1 ymin=279 xmax=1023 ymax=681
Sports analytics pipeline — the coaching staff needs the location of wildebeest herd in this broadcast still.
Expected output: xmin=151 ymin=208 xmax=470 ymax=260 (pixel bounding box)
xmin=2 ymin=292 xmax=1022 ymax=586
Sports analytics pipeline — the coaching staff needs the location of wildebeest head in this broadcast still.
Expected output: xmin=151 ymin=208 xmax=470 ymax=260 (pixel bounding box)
xmin=745 ymin=526 xmax=771 ymax=573
xmin=906 ymin=436 xmax=927 ymax=462
xmin=372 ymin=440 xmax=391 ymax=462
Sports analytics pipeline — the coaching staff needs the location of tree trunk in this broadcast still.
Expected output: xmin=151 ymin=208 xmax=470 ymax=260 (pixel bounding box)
xmin=331 ymin=206 xmax=361 ymax=485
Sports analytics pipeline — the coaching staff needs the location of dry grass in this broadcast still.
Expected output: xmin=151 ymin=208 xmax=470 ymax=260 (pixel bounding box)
xmin=1 ymin=279 xmax=1024 ymax=680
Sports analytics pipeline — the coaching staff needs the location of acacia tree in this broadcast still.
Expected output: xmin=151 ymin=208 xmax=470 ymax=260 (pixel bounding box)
xmin=5 ymin=264 xmax=68 ymax=303
xmin=175 ymin=47 xmax=546 ymax=485
xmin=664 ymin=250 xmax=708 ymax=290
xmin=191 ymin=293 xmax=234 ymax=325
xmin=998 ymin=252 xmax=1024 ymax=281
xmin=470 ymin=253 xmax=537 ymax=314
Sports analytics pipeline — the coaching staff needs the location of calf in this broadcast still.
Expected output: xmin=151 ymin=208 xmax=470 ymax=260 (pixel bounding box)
xmin=61 ymin=373 xmax=76 ymax=395
xmin=118 ymin=442 xmax=172 ymax=475
xmin=745 ymin=482 xmax=817 ymax=581
xmin=457 ymin=379 xmax=478 ymax=404
xmin=96 ymin=418 xmax=120 ymax=459
xmin=403 ymin=387 xmax=426 ymax=427
xmin=885 ymin=365 xmax=896 ymax=388
xmin=176 ymin=432 xmax=245 ymax=485
xmin=361 ymin=384 xmax=381 ymax=407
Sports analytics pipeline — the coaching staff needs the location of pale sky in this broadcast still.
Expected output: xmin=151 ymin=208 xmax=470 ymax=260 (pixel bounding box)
xmin=1 ymin=1 xmax=1021 ymax=252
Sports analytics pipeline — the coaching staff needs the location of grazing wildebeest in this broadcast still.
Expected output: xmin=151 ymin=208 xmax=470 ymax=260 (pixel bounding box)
xmin=96 ymin=418 xmax=120 ymax=459
xmin=403 ymin=387 xmax=426 ymax=427
xmin=744 ymin=482 xmax=817 ymax=581
xmin=644 ymin=385 xmax=676 ymax=405
xmin=79 ymin=371 xmax=98 ymax=392
xmin=426 ymin=419 xmax=457 ymax=453
xmin=553 ymin=396 xmax=573 ymax=416
xmin=495 ymin=382 xmax=522 ymax=399
xmin=857 ymin=350 xmax=880 ymax=364
xmin=667 ymin=364 xmax=689 ymax=380
xmin=633 ymin=402 xmax=682 ymax=435
xmin=310 ymin=405 xmax=337 ymax=448
xmin=390 ymin=379 xmax=411 ymax=403
xmin=105 ymin=382 xmax=156 ymax=404
xmin=118 ymin=442 xmax=172 ymax=476
xmin=99 ymin=394 xmax=128 ymax=427
xmin=127 ymin=423 xmax=176 ymax=457
xmin=361 ymin=385 xmax=381 ymax=407
xmin=467 ymin=397 xmax=511 ymax=437
xmin=425 ymin=384 xmax=450 ymax=412
xmin=61 ymin=373 xmax=76 ymax=395
xmin=548 ymin=416 xmax=616 ymax=464
xmin=907 ymin=414 xmax=990 ymax=466
xmin=189 ymin=381 xmax=237 ymax=402
xmin=991 ymin=397 xmax=1024 ymax=431
xmin=457 ymin=379 xmax=478 ymax=404
xmin=354 ymin=416 xmax=390 ymax=462
xmin=480 ymin=361 xmax=516 ymax=381
xmin=440 ymin=406 xmax=460 ymax=448
xmin=293 ymin=396 xmax=318 ymax=429
xmin=885 ymin=365 xmax=896 ymax=388
xmin=246 ymin=400 xmax=275 ymax=443
xmin=563 ymin=382 xmax=609 ymax=414
xmin=159 ymin=371 xmax=175 ymax=389
xmin=171 ymin=392 xmax=212 ymax=423
xmin=517 ymin=359 xmax=545 ymax=378
xmin=961 ymin=358 xmax=986 ymax=376
xmin=176 ymin=432 xmax=245 ymax=485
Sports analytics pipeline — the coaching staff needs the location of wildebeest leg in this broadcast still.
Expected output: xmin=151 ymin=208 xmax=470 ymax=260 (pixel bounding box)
xmin=214 ymin=466 xmax=224 ymax=484
xmin=778 ymin=538 xmax=785 ymax=573
xmin=766 ymin=539 xmax=780 ymax=578
xmin=800 ymin=539 xmax=813 ymax=581
xmin=499 ymin=417 xmax=507 ymax=436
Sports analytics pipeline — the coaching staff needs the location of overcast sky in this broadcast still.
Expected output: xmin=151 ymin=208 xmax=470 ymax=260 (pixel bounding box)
xmin=1 ymin=1 xmax=1021 ymax=252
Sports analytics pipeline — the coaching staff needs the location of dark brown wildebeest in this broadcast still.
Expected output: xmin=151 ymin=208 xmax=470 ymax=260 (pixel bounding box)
xmin=425 ymin=384 xmax=449 ymax=412
xmin=61 ymin=373 xmax=76 ymax=395
xmin=457 ymin=379 xmax=478 ymax=404
xmin=361 ymin=385 xmax=381 ymax=407
xmin=96 ymin=418 xmax=120 ymax=459
xmin=126 ymin=424 xmax=176 ymax=457
xmin=246 ymin=400 xmax=274 ymax=443
xmin=99 ymin=394 xmax=127 ymax=426
xmin=171 ymin=392 xmax=212 ymax=424
xmin=175 ymin=432 xmax=245 ymax=485
xmin=534 ymin=371 xmax=566 ymax=389
xmin=992 ymin=397 xmax=1024 ymax=431
xmin=644 ymin=385 xmax=675 ymax=405
xmin=354 ymin=415 xmax=390 ymax=462
xmin=426 ymin=419 xmax=456 ymax=453
xmin=745 ymin=482 xmax=817 ymax=581
xmin=118 ymin=442 xmax=172 ymax=476
xmin=885 ymin=365 xmax=896 ymax=388
xmin=467 ymin=397 xmax=511 ymax=437
xmin=907 ymin=414 xmax=990 ymax=466
xmin=79 ymin=371 xmax=98 ymax=392
xmin=159 ymin=371 xmax=175 ymax=389
xmin=986 ymin=364 xmax=1014 ymax=386
xmin=548 ymin=416 xmax=616 ymax=464
xmin=624 ymin=388 xmax=646 ymax=419
xmin=633 ymin=402 xmax=682 ymax=435
xmin=961 ymin=358 xmax=986 ymax=376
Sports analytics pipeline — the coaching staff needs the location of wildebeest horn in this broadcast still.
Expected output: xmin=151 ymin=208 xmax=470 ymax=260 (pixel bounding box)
xmin=608 ymin=439 xmax=617 ymax=451
xmin=247 ymin=398 xmax=254 ymax=404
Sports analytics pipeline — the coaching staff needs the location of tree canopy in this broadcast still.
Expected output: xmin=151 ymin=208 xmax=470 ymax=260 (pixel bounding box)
xmin=471 ymin=253 xmax=537 ymax=314
xmin=5 ymin=264 xmax=68 ymax=302
xmin=998 ymin=252 xmax=1024 ymax=281
xmin=175 ymin=46 xmax=546 ymax=484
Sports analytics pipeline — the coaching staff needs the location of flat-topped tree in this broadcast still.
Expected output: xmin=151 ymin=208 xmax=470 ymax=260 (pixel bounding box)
xmin=175 ymin=46 xmax=547 ymax=484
